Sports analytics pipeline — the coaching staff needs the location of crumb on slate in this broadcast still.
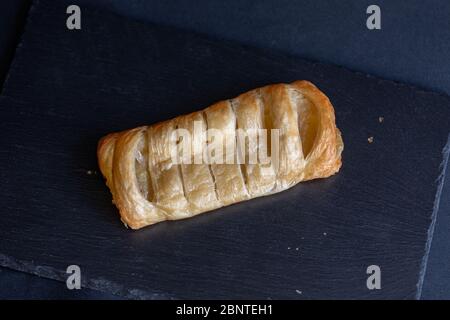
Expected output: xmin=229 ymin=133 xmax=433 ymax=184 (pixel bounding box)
xmin=368 ymin=136 xmax=374 ymax=143
xmin=86 ymin=170 xmax=97 ymax=175
xmin=323 ymin=232 xmax=327 ymax=236
xmin=296 ymin=290 xmax=302 ymax=295
xmin=379 ymin=116 xmax=384 ymax=123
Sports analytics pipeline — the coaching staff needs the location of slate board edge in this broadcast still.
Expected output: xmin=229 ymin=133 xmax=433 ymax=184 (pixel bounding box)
xmin=416 ymin=134 xmax=450 ymax=299
xmin=1 ymin=0 xmax=450 ymax=299
xmin=0 ymin=253 xmax=172 ymax=299
xmin=0 ymin=0 xmax=34 ymax=96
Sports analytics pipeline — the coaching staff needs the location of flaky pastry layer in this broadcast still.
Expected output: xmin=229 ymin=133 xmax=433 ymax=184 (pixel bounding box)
xmin=98 ymin=81 xmax=343 ymax=229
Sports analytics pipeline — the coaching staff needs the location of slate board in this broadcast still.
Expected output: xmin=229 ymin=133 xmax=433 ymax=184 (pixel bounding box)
xmin=1 ymin=0 xmax=449 ymax=299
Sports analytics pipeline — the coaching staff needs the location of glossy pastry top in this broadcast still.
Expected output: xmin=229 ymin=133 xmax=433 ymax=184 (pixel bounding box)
xmin=98 ymin=80 xmax=343 ymax=229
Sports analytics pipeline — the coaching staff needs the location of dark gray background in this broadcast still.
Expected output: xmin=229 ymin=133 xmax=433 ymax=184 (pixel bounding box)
xmin=0 ymin=0 xmax=448 ymax=299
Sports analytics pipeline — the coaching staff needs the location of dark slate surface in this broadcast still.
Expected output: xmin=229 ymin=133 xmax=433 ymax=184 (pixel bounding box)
xmin=70 ymin=0 xmax=450 ymax=96
xmin=0 ymin=0 xmax=449 ymax=299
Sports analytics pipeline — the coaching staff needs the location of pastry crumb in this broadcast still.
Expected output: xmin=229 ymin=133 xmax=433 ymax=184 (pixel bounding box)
xmin=368 ymin=136 xmax=374 ymax=143
xmin=287 ymin=247 xmax=291 ymax=250
xmin=323 ymin=232 xmax=327 ymax=236
xmin=86 ymin=170 xmax=97 ymax=175
xmin=378 ymin=116 xmax=384 ymax=123
xmin=295 ymin=247 xmax=299 ymax=251
xmin=296 ymin=290 xmax=302 ymax=295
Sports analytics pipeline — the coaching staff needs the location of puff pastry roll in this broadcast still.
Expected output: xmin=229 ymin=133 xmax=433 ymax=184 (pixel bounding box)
xmin=98 ymin=81 xmax=343 ymax=229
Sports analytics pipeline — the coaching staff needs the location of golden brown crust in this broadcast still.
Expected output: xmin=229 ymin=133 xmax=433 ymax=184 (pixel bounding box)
xmin=232 ymin=91 xmax=277 ymax=197
xmin=204 ymin=100 xmax=250 ymax=205
xmin=97 ymin=81 xmax=343 ymax=229
xmin=291 ymin=80 xmax=344 ymax=180
xmin=175 ymin=111 xmax=222 ymax=214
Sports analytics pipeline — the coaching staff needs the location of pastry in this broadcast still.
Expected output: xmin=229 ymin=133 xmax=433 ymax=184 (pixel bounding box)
xmin=97 ymin=80 xmax=343 ymax=229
